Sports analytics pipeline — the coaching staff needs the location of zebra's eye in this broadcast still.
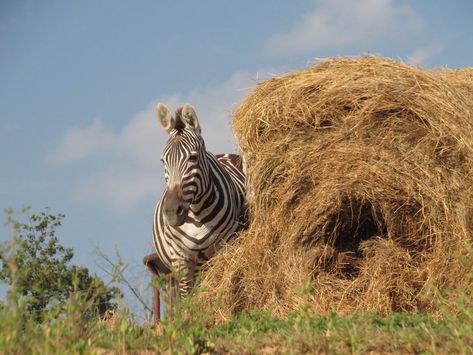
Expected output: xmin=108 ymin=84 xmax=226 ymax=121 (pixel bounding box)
xmin=188 ymin=154 xmax=198 ymax=163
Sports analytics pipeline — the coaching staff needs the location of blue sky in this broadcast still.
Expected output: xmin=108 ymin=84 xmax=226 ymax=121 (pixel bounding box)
xmin=1 ymin=0 xmax=472 ymax=315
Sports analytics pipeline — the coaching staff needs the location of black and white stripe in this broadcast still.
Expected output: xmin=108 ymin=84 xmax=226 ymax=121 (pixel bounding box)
xmin=152 ymin=104 xmax=246 ymax=294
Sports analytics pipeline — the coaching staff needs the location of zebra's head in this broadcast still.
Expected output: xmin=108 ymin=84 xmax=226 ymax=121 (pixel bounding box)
xmin=156 ymin=103 xmax=208 ymax=227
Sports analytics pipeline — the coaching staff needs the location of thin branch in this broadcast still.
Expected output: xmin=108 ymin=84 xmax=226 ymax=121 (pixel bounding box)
xmin=94 ymin=247 xmax=153 ymax=316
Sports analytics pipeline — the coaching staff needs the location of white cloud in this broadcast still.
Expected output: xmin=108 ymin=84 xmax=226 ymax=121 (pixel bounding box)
xmin=76 ymin=168 xmax=160 ymax=211
xmin=406 ymin=43 xmax=445 ymax=66
xmin=47 ymin=119 xmax=114 ymax=165
xmin=48 ymin=70 xmax=256 ymax=211
xmin=265 ymin=0 xmax=422 ymax=55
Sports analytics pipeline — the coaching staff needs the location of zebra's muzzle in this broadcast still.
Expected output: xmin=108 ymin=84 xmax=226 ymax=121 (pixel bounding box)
xmin=163 ymin=188 xmax=190 ymax=227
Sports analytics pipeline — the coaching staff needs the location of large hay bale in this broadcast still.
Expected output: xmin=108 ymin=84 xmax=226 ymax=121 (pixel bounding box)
xmin=198 ymin=56 xmax=473 ymax=320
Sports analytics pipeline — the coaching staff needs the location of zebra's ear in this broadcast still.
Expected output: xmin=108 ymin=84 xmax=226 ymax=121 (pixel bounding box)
xmin=156 ymin=103 xmax=175 ymax=133
xmin=181 ymin=104 xmax=201 ymax=135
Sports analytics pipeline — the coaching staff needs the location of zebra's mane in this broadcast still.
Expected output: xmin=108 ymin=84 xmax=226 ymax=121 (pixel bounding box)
xmin=171 ymin=106 xmax=186 ymax=132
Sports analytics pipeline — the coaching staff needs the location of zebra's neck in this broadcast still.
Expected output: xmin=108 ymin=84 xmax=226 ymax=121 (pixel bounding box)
xmin=188 ymin=152 xmax=231 ymax=221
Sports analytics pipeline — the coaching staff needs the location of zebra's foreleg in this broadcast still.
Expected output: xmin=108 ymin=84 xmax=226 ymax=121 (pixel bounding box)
xmin=165 ymin=273 xmax=179 ymax=317
xmin=166 ymin=261 xmax=195 ymax=316
xmin=171 ymin=261 xmax=196 ymax=295
xmin=178 ymin=261 xmax=196 ymax=296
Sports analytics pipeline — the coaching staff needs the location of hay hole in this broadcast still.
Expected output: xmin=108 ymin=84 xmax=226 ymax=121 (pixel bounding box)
xmin=320 ymin=197 xmax=387 ymax=279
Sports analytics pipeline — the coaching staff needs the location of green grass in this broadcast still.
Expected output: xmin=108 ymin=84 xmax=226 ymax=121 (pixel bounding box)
xmin=1 ymin=293 xmax=473 ymax=354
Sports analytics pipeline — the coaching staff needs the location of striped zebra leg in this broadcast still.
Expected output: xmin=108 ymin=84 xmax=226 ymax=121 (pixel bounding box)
xmin=171 ymin=260 xmax=196 ymax=295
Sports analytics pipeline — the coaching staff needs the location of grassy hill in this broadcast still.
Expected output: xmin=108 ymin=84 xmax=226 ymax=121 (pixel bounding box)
xmin=1 ymin=282 xmax=473 ymax=354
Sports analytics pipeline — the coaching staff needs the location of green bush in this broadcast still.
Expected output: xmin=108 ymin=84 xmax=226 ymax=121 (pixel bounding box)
xmin=0 ymin=207 xmax=120 ymax=322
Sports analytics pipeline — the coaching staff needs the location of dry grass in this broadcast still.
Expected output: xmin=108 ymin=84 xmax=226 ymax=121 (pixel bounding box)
xmin=197 ymin=56 xmax=473 ymax=321
xmin=438 ymin=67 xmax=473 ymax=103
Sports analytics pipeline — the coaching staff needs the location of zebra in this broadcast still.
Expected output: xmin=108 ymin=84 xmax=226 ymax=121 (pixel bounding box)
xmin=151 ymin=102 xmax=247 ymax=296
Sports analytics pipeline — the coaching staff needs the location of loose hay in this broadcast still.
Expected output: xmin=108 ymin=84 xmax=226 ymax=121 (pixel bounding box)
xmin=438 ymin=67 xmax=473 ymax=103
xmin=197 ymin=56 xmax=473 ymax=321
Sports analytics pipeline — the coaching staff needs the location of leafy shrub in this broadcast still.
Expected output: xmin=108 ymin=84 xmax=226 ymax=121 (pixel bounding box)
xmin=0 ymin=207 xmax=120 ymax=322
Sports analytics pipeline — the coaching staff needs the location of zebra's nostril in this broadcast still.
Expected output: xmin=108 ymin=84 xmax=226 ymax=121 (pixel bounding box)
xmin=177 ymin=206 xmax=184 ymax=216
